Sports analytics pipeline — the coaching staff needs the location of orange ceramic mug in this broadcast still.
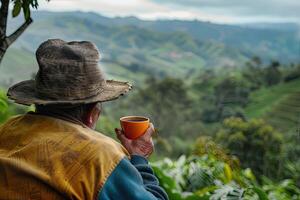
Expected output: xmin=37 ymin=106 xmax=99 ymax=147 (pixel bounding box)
xmin=120 ymin=116 xmax=150 ymax=139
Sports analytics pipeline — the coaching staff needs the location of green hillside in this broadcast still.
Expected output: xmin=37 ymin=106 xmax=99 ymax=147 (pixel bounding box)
xmin=0 ymin=48 xmax=38 ymax=87
xmin=266 ymin=92 xmax=300 ymax=132
xmin=2 ymin=11 xmax=299 ymax=133
xmin=1 ymin=11 xmax=265 ymax=87
xmin=2 ymin=11 xmax=298 ymax=88
xmin=48 ymin=11 xmax=299 ymax=63
xmin=245 ymin=79 xmax=300 ymax=132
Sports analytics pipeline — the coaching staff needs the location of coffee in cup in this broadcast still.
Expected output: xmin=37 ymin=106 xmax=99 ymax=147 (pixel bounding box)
xmin=120 ymin=116 xmax=150 ymax=139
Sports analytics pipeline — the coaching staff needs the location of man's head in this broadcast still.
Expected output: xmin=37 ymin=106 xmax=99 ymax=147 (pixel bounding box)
xmin=7 ymin=39 xmax=131 ymax=108
xmin=35 ymin=102 xmax=102 ymax=129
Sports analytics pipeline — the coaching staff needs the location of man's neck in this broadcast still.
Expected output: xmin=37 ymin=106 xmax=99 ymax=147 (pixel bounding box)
xmin=31 ymin=111 xmax=87 ymax=128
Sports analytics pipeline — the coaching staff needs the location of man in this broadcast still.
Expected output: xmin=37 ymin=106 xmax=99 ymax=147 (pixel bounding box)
xmin=0 ymin=39 xmax=168 ymax=200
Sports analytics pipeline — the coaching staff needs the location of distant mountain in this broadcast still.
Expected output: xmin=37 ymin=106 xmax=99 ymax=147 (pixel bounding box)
xmin=106 ymin=17 xmax=300 ymax=63
xmin=36 ymin=12 xmax=299 ymax=63
xmin=240 ymin=22 xmax=300 ymax=32
xmin=1 ymin=11 xmax=299 ymax=87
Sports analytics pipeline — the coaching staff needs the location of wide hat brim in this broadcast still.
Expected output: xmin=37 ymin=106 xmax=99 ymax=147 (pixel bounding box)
xmin=7 ymin=79 xmax=132 ymax=106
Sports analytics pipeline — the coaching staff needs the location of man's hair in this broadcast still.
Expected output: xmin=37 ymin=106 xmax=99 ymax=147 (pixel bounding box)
xmin=35 ymin=102 xmax=101 ymax=122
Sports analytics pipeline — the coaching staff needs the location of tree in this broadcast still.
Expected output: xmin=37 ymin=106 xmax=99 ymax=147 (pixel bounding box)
xmin=242 ymin=56 xmax=265 ymax=90
xmin=0 ymin=88 xmax=28 ymax=123
xmin=208 ymin=76 xmax=249 ymax=122
xmin=264 ymin=60 xmax=282 ymax=86
xmin=134 ymin=77 xmax=191 ymax=138
xmin=0 ymin=0 xmax=49 ymax=64
xmin=216 ymin=117 xmax=283 ymax=180
xmin=108 ymin=77 xmax=194 ymax=157
xmin=193 ymin=136 xmax=240 ymax=169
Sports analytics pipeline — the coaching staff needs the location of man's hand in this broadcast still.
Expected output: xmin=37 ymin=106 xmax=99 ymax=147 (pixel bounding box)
xmin=115 ymin=123 xmax=155 ymax=158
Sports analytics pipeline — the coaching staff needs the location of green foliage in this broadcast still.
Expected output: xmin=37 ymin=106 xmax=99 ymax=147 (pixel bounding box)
xmin=285 ymin=162 xmax=300 ymax=187
xmin=193 ymin=136 xmax=240 ymax=170
xmin=264 ymin=61 xmax=282 ymax=86
xmin=96 ymin=114 xmax=119 ymax=139
xmin=214 ymin=76 xmax=250 ymax=107
xmin=11 ymin=0 xmax=50 ymax=20
xmin=283 ymin=64 xmax=300 ymax=82
xmin=124 ymin=77 xmax=193 ymax=140
xmin=282 ymin=131 xmax=300 ymax=188
xmin=152 ymin=155 xmax=300 ymax=200
xmin=0 ymin=89 xmax=10 ymax=122
xmin=244 ymin=78 xmax=300 ymax=120
xmin=242 ymin=57 xmax=264 ymax=90
xmin=214 ymin=76 xmax=249 ymax=120
xmin=210 ymin=185 xmax=244 ymax=200
xmin=216 ymin=117 xmax=283 ymax=179
xmin=242 ymin=58 xmax=283 ymax=90
xmin=261 ymin=177 xmax=300 ymax=200
xmin=0 ymin=89 xmax=29 ymax=123
xmin=197 ymin=74 xmax=250 ymax=123
xmin=0 ymin=98 xmax=8 ymax=113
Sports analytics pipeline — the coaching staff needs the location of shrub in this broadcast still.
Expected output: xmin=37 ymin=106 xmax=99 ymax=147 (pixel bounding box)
xmin=216 ymin=117 xmax=283 ymax=180
xmin=152 ymin=155 xmax=300 ymax=200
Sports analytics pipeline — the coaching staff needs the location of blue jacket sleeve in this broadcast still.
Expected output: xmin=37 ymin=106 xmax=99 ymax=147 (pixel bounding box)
xmin=97 ymin=155 xmax=168 ymax=200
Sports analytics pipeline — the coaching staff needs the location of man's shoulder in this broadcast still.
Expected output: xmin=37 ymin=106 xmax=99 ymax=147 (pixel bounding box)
xmin=0 ymin=114 xmax=27 ymax=134
xmin=1 ymin=113 xmax=129 ymax=158
xmin=80 ymin=127 xmax=129 ymax=156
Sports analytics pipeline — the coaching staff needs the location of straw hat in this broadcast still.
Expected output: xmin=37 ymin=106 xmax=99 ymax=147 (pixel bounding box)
xmin=7 ymin=39 xmax=132 ymax=105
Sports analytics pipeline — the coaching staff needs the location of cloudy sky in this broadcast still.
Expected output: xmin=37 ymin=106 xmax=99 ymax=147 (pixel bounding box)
xmin=38 ymin=0 xmax=300 ymax=24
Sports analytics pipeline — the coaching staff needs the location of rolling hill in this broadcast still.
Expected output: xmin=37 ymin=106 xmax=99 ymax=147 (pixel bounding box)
xmin=31 ymin=11 xmax=299 ymax=63
xmin=1 ymin=11 xmax=300 ymax=135
xmin=1 ymin=11 xmax=299 ymax=87
xmin=245 ymin=79 xmax=300 ymax=133
xmin=1 ymin=11 xmax=249 ymax=86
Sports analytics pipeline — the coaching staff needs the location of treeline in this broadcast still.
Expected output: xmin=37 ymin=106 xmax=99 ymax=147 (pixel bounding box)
xmin=101 ymin=58 xmax=300 ymax=187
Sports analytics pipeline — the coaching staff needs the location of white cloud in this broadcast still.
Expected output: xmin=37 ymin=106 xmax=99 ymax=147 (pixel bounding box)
xmin=38 ymin=0 xmax=165 ymax=16
xmin=37 ymin=0 xmax=300 ymax=23
xmin=150 ymin=0 xmax=300 ymax=22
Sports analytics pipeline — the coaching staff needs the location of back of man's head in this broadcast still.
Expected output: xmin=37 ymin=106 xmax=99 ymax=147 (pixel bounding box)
xmin=35 ymin=103 xmax=101 ymax=126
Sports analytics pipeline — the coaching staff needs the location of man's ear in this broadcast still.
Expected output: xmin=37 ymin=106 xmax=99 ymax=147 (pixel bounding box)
xmin=83 ymin=105 xmax=95 ymax=127
xmin=87 ymin=114 xmax=94 ymax=126
xmin=83 ymin=112 xmax=92 ymax=127
xmin=84 ymin=103 xmax=100 ymax=128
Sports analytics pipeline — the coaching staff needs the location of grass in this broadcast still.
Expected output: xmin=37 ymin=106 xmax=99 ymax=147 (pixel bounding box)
xmin=245 ymin=79 xmax=300 ymax=132
xmin=264 ymin=91 xmax=300 ymax=132
xmin=245 ymin=79 xmax=300 ymax=118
